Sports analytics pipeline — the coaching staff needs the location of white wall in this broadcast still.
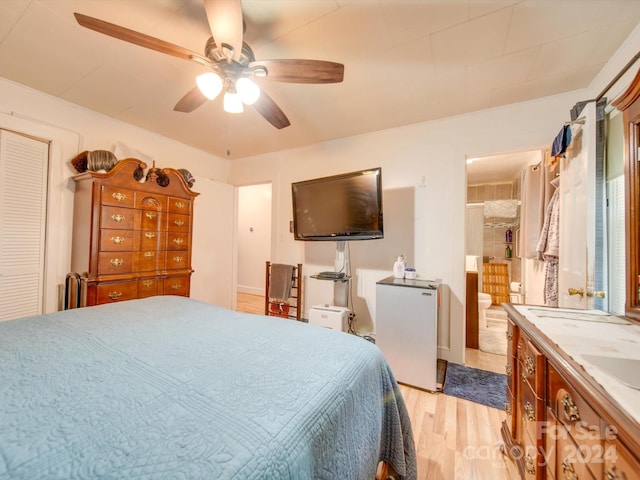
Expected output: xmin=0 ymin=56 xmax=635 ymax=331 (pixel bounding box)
xmin=0 ymin=77 xmax=230 ymax=312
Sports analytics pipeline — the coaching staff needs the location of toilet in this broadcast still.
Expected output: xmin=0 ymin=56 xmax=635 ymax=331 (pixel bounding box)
xmin=478 ymin=292 xmax=492 ymax=327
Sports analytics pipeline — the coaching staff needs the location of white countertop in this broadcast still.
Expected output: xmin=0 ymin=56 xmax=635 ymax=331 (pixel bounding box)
xmin=514 ymin=305 xmax=640 ymax=423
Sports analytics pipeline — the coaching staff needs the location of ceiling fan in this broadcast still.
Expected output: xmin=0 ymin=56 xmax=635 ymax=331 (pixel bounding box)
xmin=74 ymin=0 xmax=344 ymax=129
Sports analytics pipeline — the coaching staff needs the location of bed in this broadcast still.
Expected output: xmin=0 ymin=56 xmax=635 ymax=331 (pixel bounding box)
xmin=0 ymin=296 xmax=416 ymax=479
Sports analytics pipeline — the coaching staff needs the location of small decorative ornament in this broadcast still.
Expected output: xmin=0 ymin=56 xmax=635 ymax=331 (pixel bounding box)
xmin=178 ymin=168 xmax=195 ymax=188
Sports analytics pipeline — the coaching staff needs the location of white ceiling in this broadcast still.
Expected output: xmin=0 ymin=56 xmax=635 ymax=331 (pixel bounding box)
xmin=1 ymin=0 xmax=639 ymax=160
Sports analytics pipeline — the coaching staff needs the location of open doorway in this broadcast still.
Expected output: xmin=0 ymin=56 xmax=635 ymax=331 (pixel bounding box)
xmin=465 ymin=150 xmax=542 ymax=356
xmin=236 ymin=183 xmax=272 ymax=312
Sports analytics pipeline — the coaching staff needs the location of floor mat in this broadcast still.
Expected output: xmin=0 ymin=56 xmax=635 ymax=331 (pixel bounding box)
xmin=442 ymin=362 xmax=506 ymax=410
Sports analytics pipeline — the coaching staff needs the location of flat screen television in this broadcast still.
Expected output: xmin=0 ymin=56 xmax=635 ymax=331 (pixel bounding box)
xmin=292 ymin=167 xmax=383 ymax=241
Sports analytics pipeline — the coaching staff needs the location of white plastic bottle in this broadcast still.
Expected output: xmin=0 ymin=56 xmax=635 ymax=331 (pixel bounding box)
xmin=393 ymin=256 xmax=405 ymax=278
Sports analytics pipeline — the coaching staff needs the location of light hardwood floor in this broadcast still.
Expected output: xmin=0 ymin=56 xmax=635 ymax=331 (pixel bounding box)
xmin=236 ymin=292 xmax=515 ymax=480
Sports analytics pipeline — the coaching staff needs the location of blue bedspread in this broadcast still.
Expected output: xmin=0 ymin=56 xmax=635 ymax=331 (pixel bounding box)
xmin=0 ymin=296 xmax=416 ymax=479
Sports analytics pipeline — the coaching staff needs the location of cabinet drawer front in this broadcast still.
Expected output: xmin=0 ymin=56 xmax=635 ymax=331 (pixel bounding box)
xmin=138 ymin=278 xmax=160 ymax=298
xmin=97 ymin=252 xmax=134 ymax=275
xmin=139 ymin=230 xmax=165 ymax=251
xmin=135 ymin=192 xmax=167 ymax=211
xmin=604 ymin=439 xmax=640 ymax=480
xmin=140 ymin=210 xmax=164 ymax=231
xmin=167 ymin=197 xmax=191 ymax=214
xmin=102 ymin=186 xmax=135 ymax=207
xmin=166 ymin=252 xmax=189 ymax=270
xmin=521 ymin=378 xmax=544 ymax=447
xmin=507 ymin=319 xmax=518 ymax=359
xmin=548 ymin=364 xmax=603 ymax=478
xmin=101 ymin=206 xmax=136 ymax=230
xmin=167 ymin=213 xmax=191 ymax=232
xmin=167 ymin=232 xmax=189 ymax=250
xmin=554 ymin=424 xmax=596 ymax=480
xmin=136 ymin=251 xmax=165 ymax=272
xmin=100 ymin=229 xmax=135 ymax=251
xmin=163 ymin=276 xmax=189 ymax=296
xmin=96 ymin=281 xmax=137 ymax=303
xmin=519 ymin=332 xmax=545 ymax=395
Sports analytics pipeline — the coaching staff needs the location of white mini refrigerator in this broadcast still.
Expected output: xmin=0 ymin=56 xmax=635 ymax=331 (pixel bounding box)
xmin=376 ymin=277 xmax=440 ymax=391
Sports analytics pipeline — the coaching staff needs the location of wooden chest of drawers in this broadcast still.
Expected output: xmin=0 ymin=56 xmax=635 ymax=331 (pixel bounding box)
xmin=71 ymin=159 xmax=198 ymax=306
xmin=502 ymin=305 xmax=640 ymax=480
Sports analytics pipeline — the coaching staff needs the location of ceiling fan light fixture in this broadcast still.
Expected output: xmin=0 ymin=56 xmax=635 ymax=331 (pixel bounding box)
xmin=236 ymin=78 xmax=260 ymax=105
xmin=224 ymin=91 xmax=244 ymax=113
xmin=196 ymin=72 xmax=223 ymax=100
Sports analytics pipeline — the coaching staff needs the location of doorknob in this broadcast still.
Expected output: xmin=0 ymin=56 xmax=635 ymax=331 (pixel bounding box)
xmin=568 ymin=288 xmax=584 ymax=297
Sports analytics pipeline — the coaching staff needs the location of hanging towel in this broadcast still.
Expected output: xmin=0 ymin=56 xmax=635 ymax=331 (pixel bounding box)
xmin=551 ymin=125 xmax=572 ymax=157
xmin=268 ymin=264 xmax=294 ymax=302
xmin=483 ymin=199 xmax=518 ymax=219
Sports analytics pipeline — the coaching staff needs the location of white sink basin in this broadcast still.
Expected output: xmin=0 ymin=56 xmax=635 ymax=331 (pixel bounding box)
xmin=582 ymin=354 xmax=640 ymax=390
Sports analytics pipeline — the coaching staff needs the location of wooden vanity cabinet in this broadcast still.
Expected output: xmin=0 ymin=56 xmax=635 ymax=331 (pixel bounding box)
xmin=71 ymin=159 xmax=198 ymax=306
xmin=502 ymin=304 xmax=640 ymax=480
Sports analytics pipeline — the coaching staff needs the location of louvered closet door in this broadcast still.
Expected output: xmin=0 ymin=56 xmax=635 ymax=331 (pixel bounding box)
xmin=0 ymin=129 xmax=49 ymax=321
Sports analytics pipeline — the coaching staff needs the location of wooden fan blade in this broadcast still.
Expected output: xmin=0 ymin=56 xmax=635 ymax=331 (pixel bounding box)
xmin=203 ymin=0 xmax=243 ymax=60
xmin=249 ymin=59 xmax=344 ymax=84
xmin=253 ymin=91 xmax=290 ymax=129
xmin=174 ymin=86 xmax=208 ymax=113
xmin=74 ymin=12 xmax=199 ymax=61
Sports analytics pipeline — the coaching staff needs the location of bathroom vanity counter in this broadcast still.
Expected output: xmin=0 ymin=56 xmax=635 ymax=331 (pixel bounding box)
xmin=502 ymin=303 xmax=640 ymax=479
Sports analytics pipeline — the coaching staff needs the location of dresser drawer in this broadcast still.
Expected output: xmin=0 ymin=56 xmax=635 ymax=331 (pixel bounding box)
xmin=167 ymin=232 xmax=189 ymax=250
xmin=163 ymin=276 xmax=189 ymax=296
xmin=97 ymin=252 xmax=134 ymax=275
xmin=136 ymin=251 xmax=164 ymax=272
xmin=519 ymin=331 xmax=545 ymax=395
xmin=604 ymin=438 xmax=640 ymax=480
xmin=548 ymin=364 xmax=603 ymax=479
xmin=507 ymin=319 xmax=518 ymax=359
xmin=137 ymin=277 xmax=160 ymax=298
xmin=139 ymin=230 xmax=165 ymax=251
xmin=166 ymin=252 xmax=189 ymax=270
xmin=135 ymin=192 xmax=167 ymax=211
xmin=101 ymin=205 xmax=136 ymax=230
xmin=140 ymin=209 xmax=164 ymax=231
xmin=101 ymin=186 xmax=135 ymax=207
xmin=167 ymin=212 xmax=191 ymax=232
xmin=520 ymin=376 xmax=544 ymax=449
xmin=96 ymin=281 xmax=137 ymax=303
xmin=99 ymin=229 xmax=135 ymax=251
xmin=168 ymin=197 xmax=191 ymax=214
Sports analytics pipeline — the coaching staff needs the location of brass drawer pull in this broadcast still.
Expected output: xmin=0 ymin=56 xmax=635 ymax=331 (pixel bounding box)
xmin=173 ymin=238 xmax=184 ymax=246
xmin=505 ymin=365 xmax=513 ymax=376
xmin=524 ymin=401 xmax=535 ymax=422
xmin=170 ymin=283 xmax=182 ymax=290
xmin=561 ymin=458 xmax=578 ymax=480
xmin=506 ymin=329 xmax=513 ymax=341
xmin=144 ymin=252 xmax=154 ymax=258
xmin=145 ymin=212 xmax=157 ymax=219
xmin=174 ymin=219 xmax=185 ymax=227
xmin=525 ymin=355 xmax=535 ymax=375
xmin=524 ymin=455 xmax=535 ymax=475
xmin=172 ymin=256 xmax=183 ymax=263
xmin=605 ymin=466 xmax=624 ymax=480
xmin=108 ymin=291 xmax=122 ymax=300
xmin=562 ymin=393 xmax=580 ymax=423
xmin=109 ymin=258 xmax=124 ymax=267
xmin=505 ymin=401 xmax=512 ymax=416
xmin=112 ymin=192 xmax=126 ymax=202
xmin=144 ymin=232 xmax=156 ymax=239
xmin=111 ymin=236 xmax=125 ymax=245
xmin=111 ymin=213 xmax=125 ymax=223
xmin=175 ymin=201 xmax=185 ymax=210
xmin=142 ymin=280 xmax=153 ymax=287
